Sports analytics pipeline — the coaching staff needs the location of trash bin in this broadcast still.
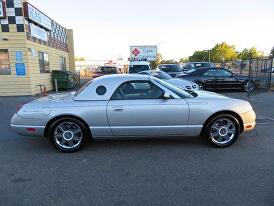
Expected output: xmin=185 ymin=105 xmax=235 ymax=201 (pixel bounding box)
xmin=52 ymin=70 xmax=75 ymax=90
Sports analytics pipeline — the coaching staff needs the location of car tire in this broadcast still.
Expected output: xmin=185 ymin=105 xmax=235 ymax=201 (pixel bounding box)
xmin=204 ymin=114 xmax=240 ymax=148
xmin=243 ymin=81 xmax=255 ymax=92
xmin=49 ymin=117 xmax=88 ymax=153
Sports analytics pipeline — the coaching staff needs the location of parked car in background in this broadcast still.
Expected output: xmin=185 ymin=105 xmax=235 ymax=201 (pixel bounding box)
xmin=139 ymin=70 xmax=199 ymax=90
xmin=11 ymin=74 xmax=256 ymax=152
xmin=92 ymin=66 xmax=119 ymax=79
xmin=183 ymin=62 xmax=215 ymax=73
xmin=128 ymin=61 xmax=151 ymax=74
xmin=261 ymin=67 xmax=274 ymax=73
xmin=177 ymin=67 xmax=259 ymax=92
xmin=158 ymin=64 xmax=184 ymax=77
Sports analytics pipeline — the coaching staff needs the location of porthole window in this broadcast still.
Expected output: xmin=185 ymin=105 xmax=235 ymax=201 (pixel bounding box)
xmin=96 ymin=86 xmax=107 ymax=95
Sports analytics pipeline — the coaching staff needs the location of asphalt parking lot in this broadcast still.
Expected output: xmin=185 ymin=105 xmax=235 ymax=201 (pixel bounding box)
xmin=0 ymin=92 xmax=274 ymax=206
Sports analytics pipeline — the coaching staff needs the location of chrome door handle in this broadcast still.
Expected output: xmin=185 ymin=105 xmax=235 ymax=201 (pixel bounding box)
xmin=113 ymin=107 xmax=124 ymax=111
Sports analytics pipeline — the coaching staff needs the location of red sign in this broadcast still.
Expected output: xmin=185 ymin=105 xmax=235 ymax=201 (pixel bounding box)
xmin=132 ymin=48 xmax=140 ymax=57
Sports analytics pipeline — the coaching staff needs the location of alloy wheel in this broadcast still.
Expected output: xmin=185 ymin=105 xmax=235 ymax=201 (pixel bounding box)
xmin=209 ymin=118 xmax=236 ymax=146
xmin=243 ymin=81 xmax=254 ymax=92
xmin=54 ymin=121 xmax=83 ymax=149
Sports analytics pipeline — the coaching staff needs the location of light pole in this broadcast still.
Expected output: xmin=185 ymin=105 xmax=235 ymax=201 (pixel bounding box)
xmin=157 ymin=41 xmax=166 ymax=53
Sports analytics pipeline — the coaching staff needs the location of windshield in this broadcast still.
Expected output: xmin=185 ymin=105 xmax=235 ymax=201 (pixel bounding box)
xmin=129 ymin=65 xmax=150 ymax=73
xmin=194 ymin=63 xmax=215 ymax=68
xmin=96 ymin=67 xmax=118 ymax=74
xmin=153 ymin=78 xmax=196 ymax=98
xmin=159 ymin=64 xmax=182 ymax=72
xmin=151 ymin=71 xmax=172 ymax=80
xmin=184 ymin=69 xmax=196 ymax=74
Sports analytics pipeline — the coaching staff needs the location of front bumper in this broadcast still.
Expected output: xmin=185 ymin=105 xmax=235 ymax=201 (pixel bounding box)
xmin=243 ymin=122 xmax=256 ymax=132
xmin=240 ymin=110 xmax=256 ymax=132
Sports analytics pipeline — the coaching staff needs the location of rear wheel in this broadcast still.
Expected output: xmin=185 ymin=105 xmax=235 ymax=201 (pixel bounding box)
xmin=49 ymin=117 xmax=88 ymax=152
xmin=204 ymin=115 xmax=240 ymax=148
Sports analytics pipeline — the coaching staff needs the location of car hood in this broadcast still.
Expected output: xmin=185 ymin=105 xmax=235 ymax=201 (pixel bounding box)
xmin=186 ymin=90 xmax=253 ymax=114
xmin=166 ymin=72 xmax=184 ymax=77
xmin=194 ymin=90 xmax=228 ymax=99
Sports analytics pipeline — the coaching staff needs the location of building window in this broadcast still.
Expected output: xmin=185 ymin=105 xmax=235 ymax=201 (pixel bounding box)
xmin=60 ymin=56 xmax=66 ymax=71
xmin=38 ymin=52 xmax=50 ymax=73
xmin=0 ymin=49 xmax=11 ymax=75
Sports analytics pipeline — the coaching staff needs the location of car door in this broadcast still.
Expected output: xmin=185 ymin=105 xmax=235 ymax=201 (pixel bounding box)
xmin=201 ymin=69 xmax=218 ymax=90
xmin=107 ymin=80 xmax=189 ymax=137
xmin=214 ymin=69 xmax=240 ymax=89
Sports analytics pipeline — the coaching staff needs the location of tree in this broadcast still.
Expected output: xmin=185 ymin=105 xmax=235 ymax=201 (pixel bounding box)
xmin=189 ymin=50 xmax=209 ymax=62
xmin=150 ymin=53 xmax=163 ymax=69
xmin=238 ymin=47 xmax=264 ymax=60
xmin=210 ymin=42 xmax=238 ymax=62
xmin=270 ymin=46 xmax=274 ymax=57
xmin=161 ymin=59 xmax=178 ymax=64
xmin=179 ymin=57 xmax=189 ymax=63
xmin=75 ymin=57 xmax=86 ymax=61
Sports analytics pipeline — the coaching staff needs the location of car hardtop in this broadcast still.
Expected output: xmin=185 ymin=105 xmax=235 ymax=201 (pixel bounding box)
xmin=94 ymin=74 xmax=150 ymax=82
xmin=74 ymin=74 xmax=153 ymax=101
xmin=186 ymin=67 xmax=231 ymax=76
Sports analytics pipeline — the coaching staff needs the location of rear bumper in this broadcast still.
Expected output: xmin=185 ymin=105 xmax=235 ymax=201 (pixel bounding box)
xmin=10 ymin=113 xmax=46 ymax=137
xmin=10 ymin=124 xmax=45 ymax=137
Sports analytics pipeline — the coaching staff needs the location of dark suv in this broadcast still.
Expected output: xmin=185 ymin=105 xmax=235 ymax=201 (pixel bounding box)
xmin=92 ymin=66 xmax=119 ymax=79
xmin=158 ymin=64 xmax=184 ymax=77
xmin=183 ymin=62 xmax=215 ymax=72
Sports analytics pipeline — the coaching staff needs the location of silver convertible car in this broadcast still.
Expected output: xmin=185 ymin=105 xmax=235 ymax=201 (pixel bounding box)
xmin=11 ymin=74 xmax=256 ymax=152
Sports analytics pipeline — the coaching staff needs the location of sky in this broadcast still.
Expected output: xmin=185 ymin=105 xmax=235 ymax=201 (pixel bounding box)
xmin=30 ymin=0 xmax=274 ymax=61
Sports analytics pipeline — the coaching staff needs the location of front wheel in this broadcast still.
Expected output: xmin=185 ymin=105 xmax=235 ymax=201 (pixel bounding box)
xmin=243 ymin=81 xmax=255 ymax=92
xmin=49 ymin=117 xmax=88 ymax=152
xmin=204 ymin=115 xmax=240 ymax=148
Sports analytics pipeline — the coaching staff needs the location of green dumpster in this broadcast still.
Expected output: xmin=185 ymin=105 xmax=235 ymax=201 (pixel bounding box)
xmin=52 ymin=70 xmax=75 ymax=90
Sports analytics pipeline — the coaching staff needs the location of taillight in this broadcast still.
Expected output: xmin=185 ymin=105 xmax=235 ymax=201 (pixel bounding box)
xmin=16 ymin=104 xmax=25 ymax=112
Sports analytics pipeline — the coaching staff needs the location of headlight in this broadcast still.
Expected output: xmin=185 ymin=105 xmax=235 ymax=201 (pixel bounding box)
xmin=192 ymin=84 xmax=198 ymax=89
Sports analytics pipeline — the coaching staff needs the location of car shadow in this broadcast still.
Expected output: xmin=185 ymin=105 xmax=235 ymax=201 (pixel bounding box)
xmin=84 ymin=136 xmax=209 ymax=151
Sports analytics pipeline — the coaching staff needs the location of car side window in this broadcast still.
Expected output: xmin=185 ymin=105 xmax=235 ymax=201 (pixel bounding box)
xmin=217 ymin=69 xmax=233 ymax=77
xmin=203 ymin=69 xmax=217 ymax=77
xmin=111 ymin=81 xmax=164 ymax=100
xmin=184 ymin=64 xmax=190 ymax=70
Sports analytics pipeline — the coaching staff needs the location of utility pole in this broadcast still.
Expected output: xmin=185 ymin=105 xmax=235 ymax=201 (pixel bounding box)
xmin=208 ymin=50 xmax=211 ymax=62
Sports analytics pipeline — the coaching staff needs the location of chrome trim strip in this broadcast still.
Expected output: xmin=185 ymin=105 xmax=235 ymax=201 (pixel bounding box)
xmin=106 ymin=125 xmax=203 ymax=129
xmin=89 ymin=126 xmax=110 ymax=129
xmin=10 ymin=124 xmax=46 ymax=128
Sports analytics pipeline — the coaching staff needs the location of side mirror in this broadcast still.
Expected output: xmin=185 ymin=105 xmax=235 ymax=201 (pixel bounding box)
xmin=162 ymin=92 xmax=171 ymax=99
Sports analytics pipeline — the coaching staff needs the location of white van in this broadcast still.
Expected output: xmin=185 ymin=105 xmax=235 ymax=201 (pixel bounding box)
xmin=128 ymin=61 xmax=151 ymax=74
